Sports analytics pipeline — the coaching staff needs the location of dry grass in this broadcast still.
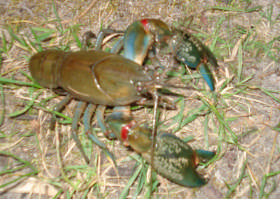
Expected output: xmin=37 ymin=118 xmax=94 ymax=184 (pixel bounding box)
xmin=0 ymin=0 xmax=280 ymax=198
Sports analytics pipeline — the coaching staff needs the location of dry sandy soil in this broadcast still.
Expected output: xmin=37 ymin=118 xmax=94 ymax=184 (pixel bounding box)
xmin=0 ymin=0 xmax=280 ymax=198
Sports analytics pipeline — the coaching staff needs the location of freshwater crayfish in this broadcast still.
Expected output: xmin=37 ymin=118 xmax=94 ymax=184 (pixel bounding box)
xmin=27 ymin=18 xmax=217 ymax=188
xmin=108 ymin=19 xmax=219 ymax=91
xmin=28 ymin=48 xmax=215 ymax=187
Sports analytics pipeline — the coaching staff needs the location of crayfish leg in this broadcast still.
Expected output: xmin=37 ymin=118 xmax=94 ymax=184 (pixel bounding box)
xmin=95 ymin=105 xmax=108 ymax=135
xmin=72 ymin=101 xmax=90 ymax=164
xmin=110 ymin=36 xmax=124 ymax=54
xmin=95 ymin=29 xmax=124 ymax=51
xmin=50 ymin=94 xmax=72 ymax=130
xmin=84 ymin=104 xmax=116 ymax=166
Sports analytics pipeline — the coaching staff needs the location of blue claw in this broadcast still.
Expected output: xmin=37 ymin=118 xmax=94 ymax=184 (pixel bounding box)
xmin=123 ymin=21 xmax=152 ymax=64
xmin=105 ymin=113 xmax=215 ymax=187
xmin=199 ymin=63 xmax=215 ymax=91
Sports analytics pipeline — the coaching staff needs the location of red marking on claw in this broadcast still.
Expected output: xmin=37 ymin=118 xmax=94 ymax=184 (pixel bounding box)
xmin=120 ymin=121 xmax=135 ymax=146
xmin=140 ymin=19 xmax=149 ymax=30
xmin=193 ymin=151 xmax=200 ymax=167
xmin=121 ymin=125 xmax=130 ymax=141
xmin=140 ymin=19 xmax=148 ymax=26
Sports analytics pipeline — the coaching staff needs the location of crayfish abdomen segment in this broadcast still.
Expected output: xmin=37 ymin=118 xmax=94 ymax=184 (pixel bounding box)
xmin=29 ymin=50 xmax=66 ymax=89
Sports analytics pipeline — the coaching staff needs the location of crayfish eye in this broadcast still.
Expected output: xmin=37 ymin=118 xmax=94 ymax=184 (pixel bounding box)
xmin=134 ymin=81 xmax=143 ymax=93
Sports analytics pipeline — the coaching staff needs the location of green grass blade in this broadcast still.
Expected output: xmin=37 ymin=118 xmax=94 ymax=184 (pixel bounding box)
xmin=0 ymin=171 xmax=37 ymax=189
xmin=0 ymin=77 xmax=42 ymax=88
xmin=261 ymin=88 xmax=280 ymax=103
xmin=72 ymin=30 xmax=82 ymax=49
xmin=133 ymin=165 xmax=146 ymax=198
xmin=1 ymin=31 xmax=10 ymax=53
xmin=30 ymin=27 xmax=55 ymax=42
xmin=237 ymin=42 xmax=243 ymax=82
xmin=204 ymin=115 xmax=209 ymax=148
xmin=0 ymin=151 xmax=38 ymax=172
xmin=201 ymin=97 xmax=238 ymax=143
xmin=144 ymin=170 xmax=159 ymax=198
xmin=259 ymin=170 xmax=280 ymax=198
xmin=0 ymin=85 xmax=5 ymax=126
xmin=0 ymin=165 xmax=27 ymax=176
xmin=211 ymin=5 xmax=262 ymax=13
xmin=225 ymin=160 xmax=247 ymax=198
xmin=9 ymin=90 xmax=42 ymax=118
xmin=120 ymin=163 xmax=142 ymax=198
xmin=0 ymin=151 xmax=38 ymax=189
xmin=52 ymin=188 xmax=64 ymax=199
xmin=7 ymin=27 xmax=29 ymax=50
xmin=171 ymin=97 xmax=185 ymax=132
xmin=52 ymin=0 xmax=63 ymax=33
xmin=180 ymin=103 xmax=208 ymax=128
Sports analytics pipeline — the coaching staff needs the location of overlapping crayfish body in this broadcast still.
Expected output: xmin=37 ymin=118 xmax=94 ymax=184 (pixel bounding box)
xmin=123 ymin=18 xmax=218 ymax=91
xmin=106 ymin=112 xmax=215 ymax=187
xmin=29 ymin=50 xmax=152 ymax=106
